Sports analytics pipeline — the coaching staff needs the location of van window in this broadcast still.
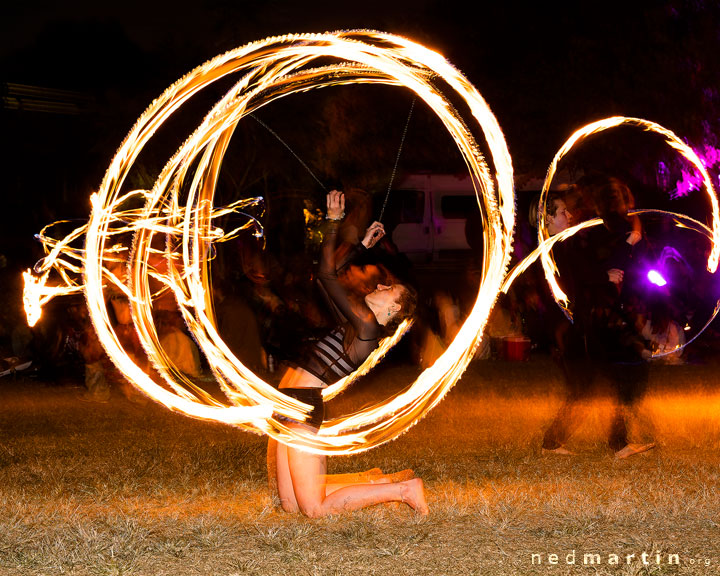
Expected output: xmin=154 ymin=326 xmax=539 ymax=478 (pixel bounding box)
xmin=441 ymin=195 xmax=475 ymax=219
xmin=395 ymin=189 xmax=425 ymax=223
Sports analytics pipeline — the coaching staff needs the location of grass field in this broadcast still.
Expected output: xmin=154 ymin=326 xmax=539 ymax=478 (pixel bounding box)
xmin=1 ymin=355 xmax=719 ymax=575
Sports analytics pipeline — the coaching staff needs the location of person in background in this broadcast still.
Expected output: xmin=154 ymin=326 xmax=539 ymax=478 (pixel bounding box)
xmin=542 ymin=176 xmax=656 ymax=459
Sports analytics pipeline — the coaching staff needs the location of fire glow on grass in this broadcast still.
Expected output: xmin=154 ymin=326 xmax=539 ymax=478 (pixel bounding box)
xmin=22 ymin=33 xmax=719 ymax=454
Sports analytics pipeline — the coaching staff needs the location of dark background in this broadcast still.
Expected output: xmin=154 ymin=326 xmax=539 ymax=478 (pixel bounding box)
xmin=2 ymin=0 xmax=719 ymax=269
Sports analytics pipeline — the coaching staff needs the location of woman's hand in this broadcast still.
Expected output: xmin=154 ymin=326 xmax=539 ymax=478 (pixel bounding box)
xmin=607 ymin=268 xmax=624 ymax=285
xmin=361 ymin=221 xmax=385 ymax=248
xmin=326 ymin=190 xmax=345 ymax=221
xmin=626 ymin=230 xmax=642 ymax=246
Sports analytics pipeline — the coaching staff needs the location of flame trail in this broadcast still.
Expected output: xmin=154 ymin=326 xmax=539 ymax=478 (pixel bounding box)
xmin=23 ymin=34 xmax=718 ymax=455
xmin=24 ymin=31 xmax=515 ymax=454
xmin=536 ymin=117 xmax=720 ymax=320
xmin=503 ymin=209 xmax=720 ymax=358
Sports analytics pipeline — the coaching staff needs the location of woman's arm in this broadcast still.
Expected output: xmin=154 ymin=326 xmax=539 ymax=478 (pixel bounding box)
xmin=318 ymin=192 xmax=378 ymax=337
xmin=335 ymin=221 xmax=386 ymax=274
xmin=321 ymin=192 xmax=386 ymax=274
xmin=319 ymin=190 xmax=344 ymax=277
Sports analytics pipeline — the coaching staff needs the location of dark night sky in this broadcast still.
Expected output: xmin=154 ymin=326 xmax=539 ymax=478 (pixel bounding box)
xmin=5 ymin=1 xmax=717 ymax=131
xmin=2 ymin=1 xmax=720 ymax=266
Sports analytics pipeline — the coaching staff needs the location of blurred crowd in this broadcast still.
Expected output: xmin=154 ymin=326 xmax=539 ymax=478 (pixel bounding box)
xmin=1 ymin=175 xmax=719 ymax=436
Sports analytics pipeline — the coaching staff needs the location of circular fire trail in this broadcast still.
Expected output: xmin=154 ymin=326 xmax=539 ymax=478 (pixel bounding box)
xmin=535 ymin=116 xmax=720 ymax=318
xmin=24 ymin=31 xmax=515 ymax=454
xmin=23 ymin=33 xmax=719 ymax=455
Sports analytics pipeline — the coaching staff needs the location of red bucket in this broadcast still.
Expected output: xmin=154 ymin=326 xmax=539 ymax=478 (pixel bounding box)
xmin=501 ymin=336 xmax=531 ymax=361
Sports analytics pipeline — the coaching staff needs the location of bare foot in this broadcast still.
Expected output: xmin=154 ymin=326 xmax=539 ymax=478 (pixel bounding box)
xmin=399 ymin=478 xmax=429 ymax=515
xmin=614 ymin=442 xmax=656 ymax=459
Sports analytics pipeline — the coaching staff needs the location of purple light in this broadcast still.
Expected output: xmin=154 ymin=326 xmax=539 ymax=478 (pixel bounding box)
xmin=669 ymin=143 xmax=720 ymax=199
xmin=647 ymin=270 xmax=667 ymax=287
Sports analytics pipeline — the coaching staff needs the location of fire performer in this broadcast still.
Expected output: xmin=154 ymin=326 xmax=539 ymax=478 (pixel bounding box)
xmin=269 ymin=190 xmax=428 ymax=517
xmin=538 ymin=191 xmax=590 ymax=454
xmin=541 ymin=177 xmax=656 ymax=458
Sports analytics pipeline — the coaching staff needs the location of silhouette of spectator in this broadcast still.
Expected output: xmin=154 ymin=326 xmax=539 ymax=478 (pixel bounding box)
xmin=213 ymin=279 xmax=266 ymax=373
xmin=146 ymin=237 xmax=202 ymax=378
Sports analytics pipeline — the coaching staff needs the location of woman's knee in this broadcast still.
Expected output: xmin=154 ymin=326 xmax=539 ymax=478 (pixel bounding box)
xmin=292 ymin=487 xmax=326 ymax=517
xmin=298 ymin=502 xmax=325 ymax=518
xmin=280 ymin=498 xmax=300 ymax=513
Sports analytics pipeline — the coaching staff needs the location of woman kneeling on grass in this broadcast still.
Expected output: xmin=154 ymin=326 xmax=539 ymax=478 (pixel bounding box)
xmin=270 ymin=190 xmax=428 ymax=517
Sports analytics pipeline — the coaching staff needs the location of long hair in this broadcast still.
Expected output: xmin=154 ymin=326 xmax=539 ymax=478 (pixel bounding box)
xmin=383 ymin=284 xmax=418 ymax=334
xmin=342 ymin=283 xmax=418 ymax=348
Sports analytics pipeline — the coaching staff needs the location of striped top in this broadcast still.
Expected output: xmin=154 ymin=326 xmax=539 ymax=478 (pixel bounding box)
xmin=293 ymin=220 xmax=381 ymax=385
xmin=301 ymin=327 xmax=370 ymax=384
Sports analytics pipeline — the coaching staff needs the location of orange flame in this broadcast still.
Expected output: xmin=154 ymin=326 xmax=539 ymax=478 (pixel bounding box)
xmin=22 ymin=34 xmax=718 ymax=456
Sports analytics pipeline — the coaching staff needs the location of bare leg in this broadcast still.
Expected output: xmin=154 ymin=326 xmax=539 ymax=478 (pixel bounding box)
xmin=267 ymin=438 xmax=279 ymax=501
xmin=321 ymin=468 xmax=383 ymax=485
xmin=287 ymin=444 xmax=428 ymax=517
xmin=274 ymin=439 xmax=300 ymax=513
xmin=373 ymin=469 xmax=415 ymax=483
xmin=273 ymin=444 xmax=413 ymax=499
xmin=324 ymin=469 xmax=415 ymax=495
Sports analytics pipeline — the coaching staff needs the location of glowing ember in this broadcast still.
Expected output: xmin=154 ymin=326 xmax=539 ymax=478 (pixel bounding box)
xmin=22 ymin=269 xmax=50 ymax=328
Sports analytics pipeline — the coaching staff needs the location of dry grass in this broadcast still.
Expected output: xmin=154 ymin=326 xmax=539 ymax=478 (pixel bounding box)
xmin=1 ymin=356 xmax=719 ymax=575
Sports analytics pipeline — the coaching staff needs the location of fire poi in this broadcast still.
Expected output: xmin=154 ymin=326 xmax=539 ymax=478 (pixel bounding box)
xmin=21 ymin=31 xmax=720 ymax=455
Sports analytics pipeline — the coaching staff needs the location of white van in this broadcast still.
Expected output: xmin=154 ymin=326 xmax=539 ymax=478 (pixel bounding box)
xmin=383 ymin=173 xmax=477 ymax=263
xmin=382 ymin=171 xmax=576 ymax=263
